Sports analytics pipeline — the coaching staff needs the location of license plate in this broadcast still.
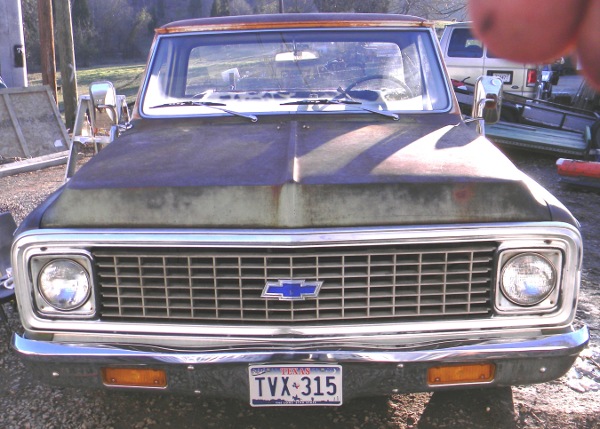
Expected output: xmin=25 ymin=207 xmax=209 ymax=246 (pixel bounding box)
xmin=487 ymin=70 xmax=513 ymax=84
xmin=249 ymin=364 xmax=342 ymax=407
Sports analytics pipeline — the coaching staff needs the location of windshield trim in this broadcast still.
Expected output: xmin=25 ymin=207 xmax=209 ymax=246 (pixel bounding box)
xmin=138 ymin=27 xmax=454 ymax=120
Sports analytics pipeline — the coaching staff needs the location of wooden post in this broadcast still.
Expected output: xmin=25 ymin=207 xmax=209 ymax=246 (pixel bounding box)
xmin=37 ymin=0 xmax=57 ymax=104
xmin=53 ymin=0 xmax=78 ymax=130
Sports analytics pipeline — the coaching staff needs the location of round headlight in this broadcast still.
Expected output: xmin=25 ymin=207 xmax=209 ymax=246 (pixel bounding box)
xmin=501 ymin=253 xmax=557 ymax=306
xmin=38 ymin=259 xmax=91 ymax=310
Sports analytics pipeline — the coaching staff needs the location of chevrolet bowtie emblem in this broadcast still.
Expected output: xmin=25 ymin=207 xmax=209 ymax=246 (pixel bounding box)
xmin=262 ymin=279 xmax=323 ymax=301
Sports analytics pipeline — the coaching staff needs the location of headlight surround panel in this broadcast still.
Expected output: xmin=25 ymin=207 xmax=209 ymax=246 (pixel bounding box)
xmin=30 ymin=252 xmax=96 ymax=318
xmin=12 ymin=224 xmax=582 ymax=335
xmin=495 ymin=248 xmax=563 ymax=313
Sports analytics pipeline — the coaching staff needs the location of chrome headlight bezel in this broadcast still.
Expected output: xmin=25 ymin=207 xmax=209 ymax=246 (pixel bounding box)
xmin=495 ymin=249 xmax=562 ymax=313
xmin=30 ymin=253 xmax=96 ymax=317
xmin=12 ymin=223 xmax=581 ymax=335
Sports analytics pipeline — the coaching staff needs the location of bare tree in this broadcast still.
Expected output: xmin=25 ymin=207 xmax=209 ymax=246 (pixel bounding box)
xmin=21 ymin=0 xmax=41 ymax=69
xmin=20 ymin=0 xmax=469 ymax=72
xmin=354 ymin=0 xmax=390 ymax=13
xmin=89 ymin=0 xmax=136 ymax=59
xmin=428 ymin=0 xmax=468 ymax=19
xmin=389 ymin=0 xmax=467 ymax=20
xmin=313 ymin=0 xmax=354 ymax=12
xmin=283 ymin=0 xmax=317 ymax=13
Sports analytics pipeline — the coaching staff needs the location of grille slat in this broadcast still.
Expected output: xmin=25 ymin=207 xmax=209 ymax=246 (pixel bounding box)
xmin=96 ymin=243 xmax=496 ymax=325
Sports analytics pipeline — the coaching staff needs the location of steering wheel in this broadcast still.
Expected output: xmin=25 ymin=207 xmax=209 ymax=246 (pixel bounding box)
xmin=344 ymin=74 xmax=414 ymax=98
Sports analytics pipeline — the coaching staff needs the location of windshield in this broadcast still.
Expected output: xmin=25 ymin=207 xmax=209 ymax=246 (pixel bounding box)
xmin=141 ymin=28 xmax=451 ymax=118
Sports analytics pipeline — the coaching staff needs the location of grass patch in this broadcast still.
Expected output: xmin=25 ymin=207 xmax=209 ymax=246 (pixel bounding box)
xmin=28 ymin=62 xmax=146 ymax=110
xmin=76 ymin=63 xmax=146 ymax=102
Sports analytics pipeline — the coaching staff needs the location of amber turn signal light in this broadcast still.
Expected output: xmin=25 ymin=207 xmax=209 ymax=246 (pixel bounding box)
xmin=427 ymin=363 xmax=495 ymax=386
xmin=102 ymin=367 xmax=167 ymax=388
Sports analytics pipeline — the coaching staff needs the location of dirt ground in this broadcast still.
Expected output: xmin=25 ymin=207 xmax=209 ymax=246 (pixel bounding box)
xmin=0 ymin=147 xmax=599 ymax=429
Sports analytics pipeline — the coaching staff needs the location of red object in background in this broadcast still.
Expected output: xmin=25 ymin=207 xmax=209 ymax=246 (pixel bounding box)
xmin=556 ymin=158 xmax=600 ymax=179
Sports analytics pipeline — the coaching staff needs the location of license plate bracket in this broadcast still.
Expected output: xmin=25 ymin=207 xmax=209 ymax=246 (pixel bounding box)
xmin=249 ymin=364 xmax=342 ymax=407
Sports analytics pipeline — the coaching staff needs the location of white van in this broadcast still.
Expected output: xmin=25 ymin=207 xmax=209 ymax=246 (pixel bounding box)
xmin=439 ymin=22 xmax=548 ymax=99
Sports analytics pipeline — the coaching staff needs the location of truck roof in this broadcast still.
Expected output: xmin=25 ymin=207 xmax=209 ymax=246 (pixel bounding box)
xmin=157 ymin=13 xmax=430 ymax=34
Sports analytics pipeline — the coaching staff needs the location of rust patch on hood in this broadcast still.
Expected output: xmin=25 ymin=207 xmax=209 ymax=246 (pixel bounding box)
xmin=41 ymin=116 xmax=552 ymax=229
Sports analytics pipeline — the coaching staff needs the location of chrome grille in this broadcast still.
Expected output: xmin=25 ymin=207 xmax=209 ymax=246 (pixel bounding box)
xmin=95 ymin=243 xmax=496 ymax=324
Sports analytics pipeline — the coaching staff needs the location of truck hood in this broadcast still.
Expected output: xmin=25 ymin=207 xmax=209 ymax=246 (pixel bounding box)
xmin=41 ymin=116 xmax=553 ymax=228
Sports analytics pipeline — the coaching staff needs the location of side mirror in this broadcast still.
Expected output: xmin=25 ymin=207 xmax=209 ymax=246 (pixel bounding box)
xmin=471 ymin=76 xmax=503 ymax=129
xmin=66 ymin=81 xmax=131 ymax=180
xmin=89 ymin=81 xmax=118 ymax=136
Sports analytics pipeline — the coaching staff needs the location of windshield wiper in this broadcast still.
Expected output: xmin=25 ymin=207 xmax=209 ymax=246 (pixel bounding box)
xmin=281 ymin=98 xmax=398 ymax=120
xmin=150 ymin=101 xmax=258 ymax=122
xmin=281 ymin=98 xmax=361 ymax=106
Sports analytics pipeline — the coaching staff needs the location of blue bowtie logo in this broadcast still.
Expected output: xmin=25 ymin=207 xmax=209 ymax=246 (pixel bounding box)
xmin=262 ymin=280 xmax=323 ymax=301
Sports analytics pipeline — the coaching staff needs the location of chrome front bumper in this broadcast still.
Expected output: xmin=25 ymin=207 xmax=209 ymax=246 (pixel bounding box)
xmin=12 ymin=325 xmax=589 ymax=402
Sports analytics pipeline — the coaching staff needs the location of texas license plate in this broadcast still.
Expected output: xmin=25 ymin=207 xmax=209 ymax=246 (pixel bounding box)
xmin=488 ymin=70 xmax=513 ymax=84
xmin=249 ymin=364 xmax=342 ymax=407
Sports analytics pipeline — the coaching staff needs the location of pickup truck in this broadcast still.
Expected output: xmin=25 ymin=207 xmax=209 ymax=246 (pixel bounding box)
xmin=10 ymin=14 xmax=588 ymax=407
xmin=439 ymin=22 xmax=553 ymax=100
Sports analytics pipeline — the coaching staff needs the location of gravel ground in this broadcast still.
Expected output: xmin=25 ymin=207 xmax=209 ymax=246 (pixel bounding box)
xmin=0 ymin=148 xmax=599 ymax=429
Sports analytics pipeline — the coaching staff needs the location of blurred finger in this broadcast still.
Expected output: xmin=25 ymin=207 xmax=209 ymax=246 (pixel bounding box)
xmin=576 ymin=0 xmax=600 ymax=89
xmin=468 ymin=0 xmax=585 ymax=63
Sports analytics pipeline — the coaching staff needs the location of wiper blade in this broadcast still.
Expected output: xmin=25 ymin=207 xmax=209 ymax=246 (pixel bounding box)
xmin=281 ymin=97 xmax=398 ymax=120
xmin=336 ymin=87 xmax=399 ymax=120
xmin=150 ymin=100 xmax=258 ymax=122
xmin=281 ymin=98 xmax=361 ymax=106
xmin=151 ymin=101 xmax=227 ymax=108
xmin=352 ymin=105 xmax=399 ymax=120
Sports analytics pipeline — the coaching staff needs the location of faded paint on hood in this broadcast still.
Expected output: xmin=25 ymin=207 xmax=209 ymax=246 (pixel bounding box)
xmin=41 ymin=116 xmax=552 ymax=228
